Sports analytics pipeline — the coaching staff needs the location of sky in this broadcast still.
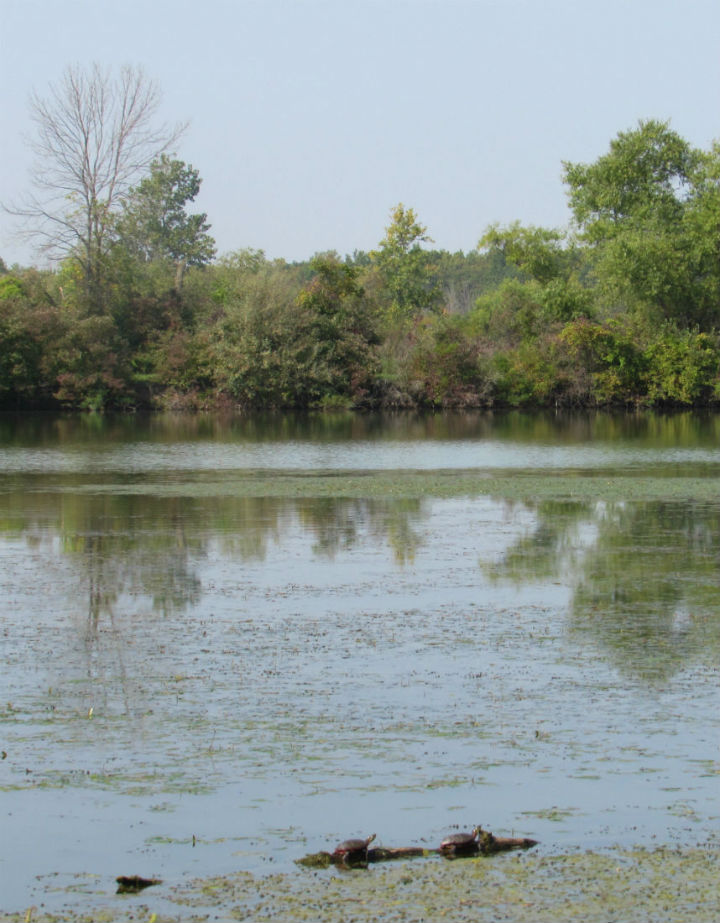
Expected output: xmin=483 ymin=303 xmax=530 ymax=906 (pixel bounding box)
xmin=1 ymin=0 xmax=719 ymax=266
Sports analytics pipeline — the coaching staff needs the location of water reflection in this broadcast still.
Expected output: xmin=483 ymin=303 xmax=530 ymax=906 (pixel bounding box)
xmin=4 ymin=412 xmax=720 ymax=911
xmin=3 ymin=477 xmax=720 ymax=682
xmin=486 ymin=497 xmax=720 ymax=679
xmin=5 ymin=407 xmax=720 ymax=449
xmin=0 ymin=490 xmax=427 ymax=624
xmin=297 ymin=497 xmax=423 ymax=563
xmin=4 ymin=408 xmax=720 ymax=687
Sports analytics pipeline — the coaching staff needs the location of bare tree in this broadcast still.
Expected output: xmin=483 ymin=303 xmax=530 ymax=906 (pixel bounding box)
xmin=6 ymin=63 xmax=185 ymax=307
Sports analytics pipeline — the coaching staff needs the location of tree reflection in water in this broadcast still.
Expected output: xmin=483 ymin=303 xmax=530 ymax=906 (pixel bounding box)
xmin=4 ymin=475 xmax=720 ymax=688
xmin=485 ymin=497 xmax=720 ymax=679
xmin=1 ymin=490 xmax=426 ymax=621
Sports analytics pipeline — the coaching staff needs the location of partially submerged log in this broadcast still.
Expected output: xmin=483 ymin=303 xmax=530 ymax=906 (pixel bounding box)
xmin=296 ymin=848 xmax=428 ymax=869
xmin=467 ymin=829 xmax=539 ymax=856
xmin=297 ymin=831 xmax=537 ymax=868
xmin=369 ymin=846 xmax=429 ymax=862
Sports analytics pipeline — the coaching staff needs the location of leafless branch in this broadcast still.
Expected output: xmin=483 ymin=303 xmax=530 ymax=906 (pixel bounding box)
xmin=4 ymin=63 xmax=186 ymax=275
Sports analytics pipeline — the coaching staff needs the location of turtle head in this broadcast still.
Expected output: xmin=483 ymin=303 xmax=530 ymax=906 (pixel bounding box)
xmin=366 ymin=833 xmax=376 ymax=846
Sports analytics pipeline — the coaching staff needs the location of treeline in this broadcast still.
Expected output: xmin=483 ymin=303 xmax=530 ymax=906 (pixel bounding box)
xmin=4 ymin=118 xmax=720 ymax=412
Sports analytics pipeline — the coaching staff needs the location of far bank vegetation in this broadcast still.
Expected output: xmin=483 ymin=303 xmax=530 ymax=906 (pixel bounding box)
xmin=3 ymin=67 xmax=720 ymax=411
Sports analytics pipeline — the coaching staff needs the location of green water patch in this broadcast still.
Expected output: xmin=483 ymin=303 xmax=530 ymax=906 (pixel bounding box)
xmin=520 ymin=806 xmax=579 ymax=823
xmin=26 ymin=465 xmax=720 ymax=502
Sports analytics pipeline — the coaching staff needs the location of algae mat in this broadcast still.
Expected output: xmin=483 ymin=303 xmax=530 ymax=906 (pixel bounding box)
xmin=9 ymin=847 xmax=720 ymax=922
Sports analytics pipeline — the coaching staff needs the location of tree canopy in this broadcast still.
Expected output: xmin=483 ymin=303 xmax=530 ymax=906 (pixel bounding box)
xmin=117 ymin=155 xmax=216 ymax=290
xmin=371 ymin=203 xmax=440 ymax=319
xmin=5 ymin=103 xmax=720 ymax=412
xmin=563 ymin=119 xmax=720 ymax=328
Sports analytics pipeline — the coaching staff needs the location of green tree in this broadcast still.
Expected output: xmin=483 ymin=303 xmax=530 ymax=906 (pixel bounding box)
xmin=562 ymin=120 xmax=711 ymax=326
xmin=406 ymin=313 xmax=484 ymax=406
xmin=480 ymin=222 xmax=566 ymax=285
xmin=644 ymin=326 xmax=720 ymax=405
xmin=296 ymin=255 xmax=379 ymax=404
xmin=478 ymin=222 xmax=593 ymax=324
xmin=209 ymin=265 xmax=312 ymax=407
xmin=564 ymin=120 xmax=698 ymax=232
xmin=52 ymin=313 xmax=132 ymax=410
xmin=682 ymin=142 xmax=720 ymax=319
xmin=0 ymin=273 xmax=64 ymax=406
xmin=371 ymin=203 xmax=440 ymax=319
xmin=117 ymin=155 xmax=216 ymax=291
xmin=558 ymin=316 xmax=648 ymax=404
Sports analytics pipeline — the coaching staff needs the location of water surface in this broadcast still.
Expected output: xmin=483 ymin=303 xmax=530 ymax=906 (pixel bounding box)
xmin=1 ymin=411 xmax=718 ymax=916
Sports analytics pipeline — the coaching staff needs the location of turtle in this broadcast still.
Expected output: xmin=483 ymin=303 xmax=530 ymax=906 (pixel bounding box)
xmin=332 ymin=833 xmax=376 ymax=864
xmin=439 ymin=825 xmax=482 ymax=856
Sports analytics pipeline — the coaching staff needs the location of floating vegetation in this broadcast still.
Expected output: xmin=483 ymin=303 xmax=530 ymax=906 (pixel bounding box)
xmin=6 ymin=847 xmax=720 ymax=923
xmin=521 ymin=806 xmax=578 ymax=822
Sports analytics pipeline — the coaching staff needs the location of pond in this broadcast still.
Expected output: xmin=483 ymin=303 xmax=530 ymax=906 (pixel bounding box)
xmin=1 ymin=410 xmax=719 ymax=920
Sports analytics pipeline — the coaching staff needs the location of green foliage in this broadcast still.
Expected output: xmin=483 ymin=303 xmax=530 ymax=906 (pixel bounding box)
xmin=134 ymin=326 xmax=214 ymax=408
xmin=478 ymin=222 xmax=595 ymax=329
xmin=209 ymin=265 xmax=317 ymax=407
xmin=559 ymin=317 xmax=648 ymax=403
xmin=211 ymin=249 xmax=269 ymax=305
xmin=208 ymin=255 xmax=379 ymax=408
xmin=0 ymin=276 xmax=25 ymax=300
xmin=480 ymin=222 xmax=566 ymax=285
xmin=0 ymin=269 xmax=66 ymax=406
xmin=7 ymin=120 xmax=720 ymax=412
xmin=539 ymin=276 xmax=594 ymax=323
xmin=53 ymin=313 xmax=132 ymax=410
xmin=562 ymin=119 xmax=719 ymax=327
xmin=296 ymin=255 xmax=379 ymax=402
xmin=472 ymin=278 xmax=549 ymax=345
xmin=116 ymin=155 xmax=216 ymax=291
xmin=681 ymin=142 xmax=720 ymax=324
xmin=371 ymin=203 xmax=440 ymax=320
xmin=405 ymin=313 xmax=484 ymax=406
xmin=564 ymin=119 xmax=699 ymax=233
xmin=0 ymin=296 xmax=62 ymax=406
xmin=644 ymin=327 xmax=720 ymax=405
xmin=490 ymin=336 xmax=567 ymax=406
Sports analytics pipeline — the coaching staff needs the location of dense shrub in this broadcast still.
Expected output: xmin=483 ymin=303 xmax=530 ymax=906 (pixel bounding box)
xmin=644 ymin=327 xmax=720 ymax=405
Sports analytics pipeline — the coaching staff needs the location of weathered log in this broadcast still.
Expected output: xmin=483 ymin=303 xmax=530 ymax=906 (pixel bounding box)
xmin=296 ymin=832 xmax=537 ymax=868
xmin=468 ymin=830 xmax=539 ymax=855
xmin=296 ymin=848 xmax=430 ymax=869
xmin=368 ymin=846 xmax=429 ymax=862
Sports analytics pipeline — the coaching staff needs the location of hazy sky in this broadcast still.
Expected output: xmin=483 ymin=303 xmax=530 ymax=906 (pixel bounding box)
xmin=1 ymin=0 xmax=719 ymax=265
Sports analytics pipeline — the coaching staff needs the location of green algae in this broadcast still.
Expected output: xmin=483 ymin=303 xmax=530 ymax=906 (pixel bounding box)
xmin=520 ymin=806 xmax=578 ymax=822
xmin=8 ymin=847 xmax=720 ymax=923
xmin=47 ymin=467 xmax=720 ymax=503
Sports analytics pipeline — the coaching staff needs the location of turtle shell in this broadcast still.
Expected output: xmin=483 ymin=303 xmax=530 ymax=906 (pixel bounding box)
xmin=333 ymin=833 xmax=376 ymax=857
xmin=440 ymin=827 xmax=481 ymax=851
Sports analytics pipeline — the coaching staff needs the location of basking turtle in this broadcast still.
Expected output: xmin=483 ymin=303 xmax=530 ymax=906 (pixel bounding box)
xmin=332 ymin=833 xmax=376 ymax=864
xmin=439 ymin=826 xmax=482 ymax=857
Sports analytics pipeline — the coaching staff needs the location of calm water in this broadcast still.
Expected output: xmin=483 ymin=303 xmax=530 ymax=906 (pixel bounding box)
xmin=1 ymin=411 xmax=719 ymax=914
